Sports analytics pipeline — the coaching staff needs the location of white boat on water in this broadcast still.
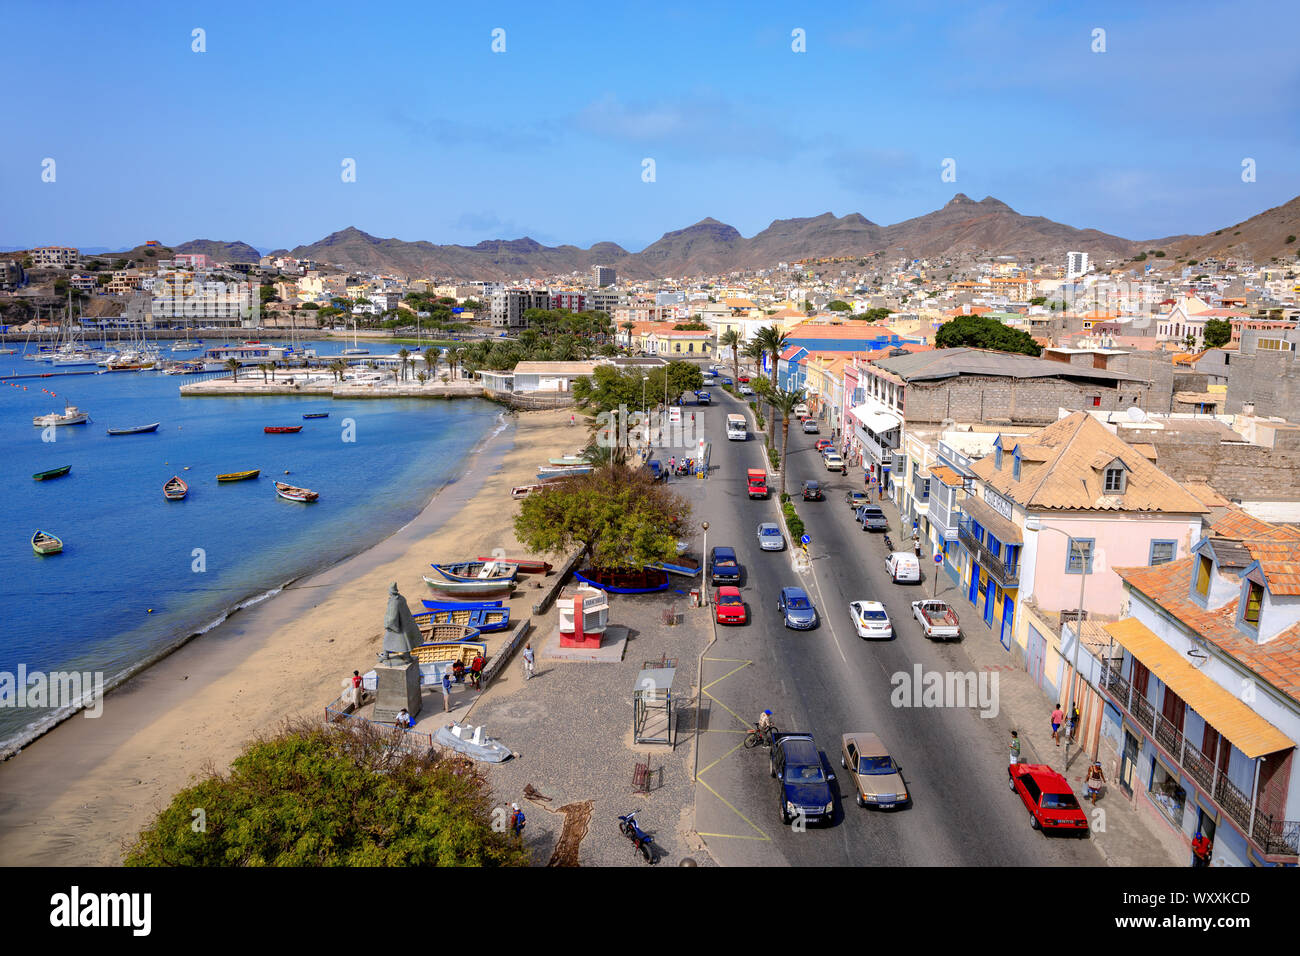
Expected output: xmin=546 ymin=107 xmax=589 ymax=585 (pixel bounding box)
xmin=170 ymin=342 xmax=203 ymax=353
xmin=33 ymin=403 xmax=89 ymax=426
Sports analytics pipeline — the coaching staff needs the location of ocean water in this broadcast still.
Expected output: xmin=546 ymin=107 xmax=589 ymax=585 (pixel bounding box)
xmin=0 ymin=340 xmax=503 ymax=749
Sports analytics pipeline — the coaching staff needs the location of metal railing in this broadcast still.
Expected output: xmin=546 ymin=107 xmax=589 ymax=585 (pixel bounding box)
xmin=957 ymin=520 xmax=1020 ymax=588
xmin=1154 ymin=713 xmax=1183 ymax=757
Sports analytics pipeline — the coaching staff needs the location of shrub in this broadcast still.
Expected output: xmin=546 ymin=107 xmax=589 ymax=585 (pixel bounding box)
xmin=782 ymin=501 xmax=805 ymax=542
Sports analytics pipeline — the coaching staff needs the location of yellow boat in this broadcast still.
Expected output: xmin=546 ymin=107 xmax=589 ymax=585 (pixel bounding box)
xmin=217 ymin=469 xmax=261 ymax=482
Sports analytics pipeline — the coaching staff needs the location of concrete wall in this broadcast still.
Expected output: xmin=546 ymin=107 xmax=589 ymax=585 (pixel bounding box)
xmin=902 ymin=375 xmax=1148 ymax=425
xmin=1116 ymin=430 xmax=1300 ymax=503
xmin=1223 ymin=349 xmax=1300 ymax=417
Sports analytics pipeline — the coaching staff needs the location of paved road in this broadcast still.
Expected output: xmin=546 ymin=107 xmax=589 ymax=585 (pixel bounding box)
xmin=678 ymin=387 xmax=1099 ymax=866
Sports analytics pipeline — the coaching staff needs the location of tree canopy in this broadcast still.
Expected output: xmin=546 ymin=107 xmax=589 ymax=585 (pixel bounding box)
xmin=934 ymin=314 xmax=1042 ymax=356
xmin=1202 ymin=318 xmax=1232 ymax=349
xmin=124 ymin=721 xmax=527 ymax=867
xmin=826 ymin=300 xmax=851 ymax=312
xmin=514 ymin=467 xmax=690 ymax=567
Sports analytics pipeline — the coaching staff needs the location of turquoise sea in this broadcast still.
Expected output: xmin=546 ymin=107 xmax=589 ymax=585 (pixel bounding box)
xmin=0 ymin=340 xmax=503 ymax=749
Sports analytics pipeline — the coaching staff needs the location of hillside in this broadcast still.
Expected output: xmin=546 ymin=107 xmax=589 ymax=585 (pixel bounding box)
xmin=174 ymin=239 xmax=261 ymax=263
xmin=1156 ymin=196 xmax=1300 ymax=263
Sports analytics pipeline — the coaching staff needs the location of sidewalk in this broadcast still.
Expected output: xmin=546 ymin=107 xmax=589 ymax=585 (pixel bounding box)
xmin=887 ymin=503 xmax=1181 ymax=867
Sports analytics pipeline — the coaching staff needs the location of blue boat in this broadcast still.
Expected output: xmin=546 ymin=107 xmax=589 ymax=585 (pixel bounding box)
xmin=414 ymin=603 xmax=511 ymax=632
xmin=421 ymin=599 xmax=504 ymax=611
xmin=430 ymin=560 xmax=517 ymax=583
xmin=645 ymin=556 xmax=702 ymax=578
xmin=302 ymin=412 xmax=329 ymax=419
xmin=573 ymin=567 xmax=670 ymax=594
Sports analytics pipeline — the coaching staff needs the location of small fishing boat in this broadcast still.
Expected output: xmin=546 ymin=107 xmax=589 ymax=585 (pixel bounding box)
xmin=547 ymin=455 xmax=587 ymax=466
xmin=415 ymin=603 xmax=511 ymax=632
xmin=32 ymin=530 xmax=63 ymax=555
xmin=536 ymin=464 xmax=593 ymax=481
xmin=429 ymin=560 xmax=518 ymax=583
xmin=573 ymin=567 xmax=671 ymax=594
xmin=409 ymin=626 xmax=483 ymax=651
xmin=33 ymin=464 xmax=71 ymax=481
xmin=475 ymin=556 xmax=552 ymax=575
xmin=106 ymin=421 xmax=160 ymax=436
xmin=645 ymin=555 xmax=702 ymax=578
xmin=421 ymin=599 xmax=504 ymax=610
xmin=433 ymin=721 xmax=512 ymax=763
xmin=423 ymin=575 xmax=516 ymax=596
xmin=0 ymin=348 xmax=17 ymax=355
xmin=511 ymin=483 xmax=542 ymax=498
xmin=217 ymin=469 xmax=260 ymax=482
xmin=32 ymin=403 xmax=89 ymax=427
xmin=163 ymin=475 xmax=189 ymax=500
xmin=264 ymin=425 xmax=303 ymax=434
xmin=302 ymin=412 xmax=329 ymax=419
xmin=275 ymin=481 xmax=319 ymax=502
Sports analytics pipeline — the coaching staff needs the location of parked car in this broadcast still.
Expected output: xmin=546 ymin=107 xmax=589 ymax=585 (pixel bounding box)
xmin=739 ymin=383 xmax=754 ymax=396
xmin=714 ymin=586 xmax=747 ymax=625
xmin=886 ymin=552 xmax=921 ymax=584
xmin=645 ymin=459 xmax=665 ymax=481
xmin=801 ymin=479 xmax=824 ymax=501
xmin=778 ymin=587 xmax=817 ymax=629
xmin=849 ymin=600 xmax=893 ymax=639
xmin=817 ymin=439 xmax=835 ymax=453
xmin=771 ymin=732 xmax=835 ymax=825
xmin=802 ymin=419 xmax=819 ymax=433
xmin=1009 ymin=764 xmax=1089 ymax=834
xmin=823 ymin=452 xmax=845 ymax=471
xmin=912 ymin=599 xmax=961 ymax=641
xmin=856 ymin=505 xmax=888 ymax=531
xmin=756 ymin=522 xmax=785 ymax=551
xmin=709 ymin=546 xmax=743 ymax=586
xmin=721 ymin=378 xmax=734 ymax=386
xmin=844 ymin=489 xmax=869 ymax=509
xmin=794 ymin=403 xmax=810 ymax=417
xmin=841 ymin=732 xmax=909 ymax=809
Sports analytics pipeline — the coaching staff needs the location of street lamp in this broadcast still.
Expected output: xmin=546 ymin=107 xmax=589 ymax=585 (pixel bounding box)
xmin=701 ymin=522 xmax=710 ymax=606
xmin=1024 ymin=519 xmax=1090 ymax=770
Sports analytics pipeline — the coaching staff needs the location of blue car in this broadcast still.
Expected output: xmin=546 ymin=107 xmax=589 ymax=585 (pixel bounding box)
xmin=645 ymin=459 xmax=664 ymax=481
xmin=709 ymin=546 xmax=743 ymax=586
xmin=721 ymin=378 xmax=734 ymax=386
xmin=778 ymin=587 xmax=818 ymax=629
xmin=696 ymin=391 xmax=712 ymax=404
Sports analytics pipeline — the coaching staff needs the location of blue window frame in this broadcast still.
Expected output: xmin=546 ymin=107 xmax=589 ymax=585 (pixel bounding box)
xmin=1005 ymin=543 xmax=1021 ymax=571
xmin=1149 ymin=540 xmax=1176 ymax=566
xmin=986 ymin=533 xmax=1002 ymax=561
xmin=1065 ymin=538 xmax=1094 ymax=574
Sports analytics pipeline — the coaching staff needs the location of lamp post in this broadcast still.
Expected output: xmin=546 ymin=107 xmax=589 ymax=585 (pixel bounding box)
xmin=1025 ymin=519 xmax=1089 ymax=771
xmin=701 ymin=522 xmax=709 ymax=606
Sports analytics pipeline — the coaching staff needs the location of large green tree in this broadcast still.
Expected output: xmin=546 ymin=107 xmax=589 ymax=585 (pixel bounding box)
xmin=1202 ymin=318 xmax=1232 ymax=349
xmin=125 ymin=721 xmax=527 ymax=866
xmin=514 ymin=467 xmax=690 ymax=568
xmin=757 ymin=383 xmax=808 ymax=499
xmin=934 ymin=314 xmax=1042 ymax=356
xmin=719 ymin=328 xmax=741 ymax=382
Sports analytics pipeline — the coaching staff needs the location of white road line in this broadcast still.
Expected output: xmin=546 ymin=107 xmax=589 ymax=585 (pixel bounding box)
xmin=806 ymin=559 xmax=848 ymax=664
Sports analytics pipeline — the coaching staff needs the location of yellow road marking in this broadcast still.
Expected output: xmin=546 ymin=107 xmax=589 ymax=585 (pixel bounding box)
xmin=695 ymin=777 xmax=770 ymax=840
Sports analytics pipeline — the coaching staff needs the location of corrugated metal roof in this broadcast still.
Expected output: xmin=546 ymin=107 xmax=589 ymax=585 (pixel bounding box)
xmin=871 ymin=347 xmax=1149 ymax=384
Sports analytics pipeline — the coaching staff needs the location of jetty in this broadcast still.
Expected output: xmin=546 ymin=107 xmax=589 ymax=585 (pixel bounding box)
xmin=179 ymin=370 xmax=573 ymax=408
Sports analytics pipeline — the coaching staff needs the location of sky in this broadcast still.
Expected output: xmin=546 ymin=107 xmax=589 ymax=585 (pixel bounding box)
xmin=3 ymin=0 xmax=1298 ymax=254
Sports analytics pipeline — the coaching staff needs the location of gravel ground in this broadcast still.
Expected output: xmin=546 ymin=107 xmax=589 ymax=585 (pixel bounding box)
xmin=468 ymin=590 xmax=716 ymax=867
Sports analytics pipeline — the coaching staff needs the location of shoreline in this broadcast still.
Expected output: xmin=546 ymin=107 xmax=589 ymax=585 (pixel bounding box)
xmin=0 ymin=406 xmax=576 ymax=865
xmin=0 ymin=408 xmax=511 ymax=762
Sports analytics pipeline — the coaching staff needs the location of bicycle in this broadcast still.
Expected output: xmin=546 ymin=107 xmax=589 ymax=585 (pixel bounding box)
xmin=744 ymin=723 xmax=774 ymax=749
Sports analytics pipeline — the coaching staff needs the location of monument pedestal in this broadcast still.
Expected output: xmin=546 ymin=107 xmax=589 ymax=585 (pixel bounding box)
xmin=372 ymin=659 xmax=422 ymax=724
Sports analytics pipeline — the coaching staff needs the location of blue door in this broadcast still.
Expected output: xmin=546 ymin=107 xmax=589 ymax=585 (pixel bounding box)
xmin=1027 ymin=626 xmax=1047 ymax=689
xmin=984 ymin=580 xmax=996 ymax=626
xmin=999 ymin=596 xmax=1014 ymax=650
xmin=968 ymin=563 xmax=980 ymax=604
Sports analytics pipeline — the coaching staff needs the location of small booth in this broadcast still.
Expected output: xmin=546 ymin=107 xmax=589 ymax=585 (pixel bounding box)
xmin=632 ymin=666 xmax=677 ymax=747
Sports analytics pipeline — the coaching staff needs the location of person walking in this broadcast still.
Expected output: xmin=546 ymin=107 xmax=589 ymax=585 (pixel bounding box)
xmin=509 ymin=803 xmax=526 ymax=841
xmin=1084 ymin=761 xmax=1106 ymax=804
xmin=522 ymin=642 xmax=535 ymax=680
xmin=470 ymin=653 xmax=485 ymax=690
xmin=1068 ymin=703 xmax=1081 ymax=743
xmin=1009 ymin=730 xmax=1021 ymax=767
xmin=441 ymin=668 xmax=453 ymax=712
xmin=1051 ymin=703 xmax=1065 ymax=746
xmin=1191 ymin=831 xmax=1212 ymax=867
xmin=913 ymin=534 xmax=922 ymax=560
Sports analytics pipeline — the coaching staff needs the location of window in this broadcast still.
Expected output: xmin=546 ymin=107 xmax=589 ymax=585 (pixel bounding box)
xmin=1104 ymin=466 xmax=1126 ymax=493
xmin=1195 ymin=554 xmax=1213 ymax=596
xmin=1091 ymin=396 xmax=1101 ymax=407
xmin=1243 ymin=582 xmax=1264 ymax=625
xmin=1012 ymin=450 xmax=1021 ymax=479
xmin=1149 ymin=540 xmax=1176 ymax=565
xmin=1065 ymin=538 xmax=1094 ymax=574
xmin=995 ymin=445 xmax=1003 ymax=469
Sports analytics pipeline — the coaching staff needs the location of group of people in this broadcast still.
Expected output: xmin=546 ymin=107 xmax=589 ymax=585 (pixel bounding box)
xmin=1050 ymin=702 xmax=1081 ymax=746
xmin=1010 ymin=725 xmax=1107 ymax=805
xmin=449 ymin=654 xmax=486 ymax=689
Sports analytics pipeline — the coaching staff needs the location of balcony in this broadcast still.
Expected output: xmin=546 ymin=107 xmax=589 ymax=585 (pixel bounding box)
xmin=958 ymin=519 xmax=1020 ymax=588
xmin=1099 ymin=658 xmax=1299 ymax=859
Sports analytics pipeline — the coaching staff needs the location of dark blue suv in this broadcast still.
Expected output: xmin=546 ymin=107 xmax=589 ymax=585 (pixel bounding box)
xmin=709 ymin=546 xmax=743 ymax=587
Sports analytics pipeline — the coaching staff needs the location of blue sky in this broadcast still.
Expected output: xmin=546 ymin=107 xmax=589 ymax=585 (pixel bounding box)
xmin=3 ymin=1 xmax=1297 ymax=253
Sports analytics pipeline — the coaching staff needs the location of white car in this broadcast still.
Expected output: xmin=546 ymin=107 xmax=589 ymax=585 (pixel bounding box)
xmin=739 ymin=383 xmax=754 ymax=396
xmin=886 ymin=552 xmax=921 ymax=584
xmin=757 ymin=522 xmax=785 ymax=551
xmin=823 ymin=452 xmax=844 ymax=471
xmin=850 ymin=601 xmax=893 ymax=639
xmin=794 ymin=403 xmax=810 ymax=417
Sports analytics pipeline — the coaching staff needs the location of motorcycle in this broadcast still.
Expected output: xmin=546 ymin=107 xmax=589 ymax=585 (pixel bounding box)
xmin=617 ymin=810 xmax=658 ymax=864
xmin=883 ymin=533 xmax=895 ymax=552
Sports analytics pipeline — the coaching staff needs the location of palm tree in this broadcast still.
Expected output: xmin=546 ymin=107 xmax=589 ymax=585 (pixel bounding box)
xmin=766 ymin=386 xmax=808 ymax=499
xmin=224 ymin=357 xmax=240 ymax=382
xmin=451 ymin=347 xmax=465 ymax=380
xmin=397 ymin=347 xmax=410 ymax=382
xmin=754 ymin=325 xmax=790 ymax=443
xmin=423 ymin=346 xmax=439 ymax=379
xmin=620 ymin=321 xmax=636 ymax=352
xmin=258 ymin=362 xmax=271 ymax=384
xmin=720 ymin=329 xmax=741 ymax=381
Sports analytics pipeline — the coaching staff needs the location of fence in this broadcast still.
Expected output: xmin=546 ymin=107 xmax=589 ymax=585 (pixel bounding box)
xmin=323 ymin=695 xmax=434 ymax=755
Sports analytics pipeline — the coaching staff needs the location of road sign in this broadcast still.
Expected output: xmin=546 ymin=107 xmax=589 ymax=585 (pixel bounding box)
xmin=800 ymin=534 xmax=811 ymax=545
xmin=934 ymin=553 xmax=943 ymax=564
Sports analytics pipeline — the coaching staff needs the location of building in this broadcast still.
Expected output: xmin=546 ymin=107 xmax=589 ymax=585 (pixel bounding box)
xmin=490 ymin=289 xmax=553 ymax=329
xmin=1066 ymin=251 xmax=1090 ymax=280
xmin=173 ymin=253 xmax=208 ymax=269
xmin=592 ymin=265 xmax=616 ymax=288
xmin=151 ymin=275 xmax=256 ymax=328
xmin=587 ymin=291 xmax=624 ymax=315
xmin=31 ymin=246 xmax=79 ymax=268
xmin=1097 ymin=509 xmax=1300 ymax=865
xmin=0 ymin=260 xmax=25 ymax=291
xmin=478 ymin=360 xmax=601 ymax=394
xmin=550 ymin=291 xmax=587 ymax=313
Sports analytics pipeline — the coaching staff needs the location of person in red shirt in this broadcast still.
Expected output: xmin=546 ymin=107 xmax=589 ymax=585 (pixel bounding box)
xmin=1191 ymin=832 xmax=1212 ymax=867
xmin=469 ymin=654 xmax=485 ymax=689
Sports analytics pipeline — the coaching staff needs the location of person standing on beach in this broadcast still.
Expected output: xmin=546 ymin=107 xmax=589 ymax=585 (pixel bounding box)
xmin=441 ymin=669 xmax=453 ymax=712
xmin=350 ymin=670 xmax=363 ymax=706
xmin=522 ymin=642 xmax=535 ymax=680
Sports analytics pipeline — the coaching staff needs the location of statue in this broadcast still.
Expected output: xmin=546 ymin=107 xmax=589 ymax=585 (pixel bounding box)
xmin=380 ymin=583 xmax=422 ymax=663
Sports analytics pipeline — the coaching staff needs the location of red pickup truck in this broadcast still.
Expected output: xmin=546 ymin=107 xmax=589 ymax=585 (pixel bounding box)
xmin=747 ymin=468 xmax=769 ymax=499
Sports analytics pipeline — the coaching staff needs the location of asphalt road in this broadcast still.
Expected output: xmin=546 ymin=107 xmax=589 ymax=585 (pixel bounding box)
xmin=679 ymin=384 xmax=1100 ymax=866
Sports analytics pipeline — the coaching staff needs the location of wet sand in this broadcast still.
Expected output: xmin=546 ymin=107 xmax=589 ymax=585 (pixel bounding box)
xmin=0 ymin=407 xmax=576 ymax=865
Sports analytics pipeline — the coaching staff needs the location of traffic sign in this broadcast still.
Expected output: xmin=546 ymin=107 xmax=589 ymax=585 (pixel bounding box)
xmin=934 ymin=553 xmax=944 ymax=564
xmin=800 ymin=534 xmax=811 ymax=545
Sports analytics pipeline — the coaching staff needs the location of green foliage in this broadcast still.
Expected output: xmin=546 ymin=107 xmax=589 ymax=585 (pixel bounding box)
xmin=1203 ymin=318 xmax=1232 ymax=349
xmin=781 ymin=501 xmax=805 ymax=542
xmin=1029 ymin=296 xmax=1047 ymax=306
xmin=1134 ymin=253 xmax=1148 ymax=262
xmin=767 ymin=442 xmax=780 ymax=472
xmin=513 ymin=467 xmax=690 ymax=567
xmin=934 ymin=315 xmax=1042 ymax=356
xmin=827 ymin=300 xmax=851 ymax=312
xmin=672 ymin=321 xmax=709 ymax=331
xmin=1286 ymin=236 xmax=1296 ymax=245
xmin=1154 ymin=251 xmax=1166 ymax=258
xmin=124 ymin=721 xmax=527 ymax=867
xmin=860 ymin=307 xmax=892 ymax=323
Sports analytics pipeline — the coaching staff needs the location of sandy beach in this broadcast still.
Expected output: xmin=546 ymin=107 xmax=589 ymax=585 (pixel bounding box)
xmin=0 ymin=407 xmax=577 ymax=866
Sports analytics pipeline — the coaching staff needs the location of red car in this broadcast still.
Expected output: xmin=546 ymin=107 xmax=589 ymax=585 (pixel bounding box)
xmin=714 ymin=586 xmax=747 ymax=625
xmin=738 ymin=375 xmax=750 ymax=383
xmin=815 ymin=439 xmax=834 ymax=453
xmin=1009 ymin=764 xmax=1089 ymax=834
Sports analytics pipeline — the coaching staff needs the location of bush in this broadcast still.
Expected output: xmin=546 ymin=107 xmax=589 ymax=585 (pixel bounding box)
xmin=782 ymin=501 xmax=805 ymax=542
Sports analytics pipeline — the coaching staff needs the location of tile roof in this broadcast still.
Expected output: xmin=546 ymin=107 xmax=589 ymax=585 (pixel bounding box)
xmin=1116 ymin=557 xmax=1300 ymax=707
xmin=929 ymin=465 xmax=965 ymax=487
xmin=971 ymin=412 xmax=1209 ymax=513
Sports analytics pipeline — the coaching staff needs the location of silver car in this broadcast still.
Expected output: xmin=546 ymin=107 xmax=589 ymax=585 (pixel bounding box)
xmin=757 ymin=522 xmax=785 ymax=551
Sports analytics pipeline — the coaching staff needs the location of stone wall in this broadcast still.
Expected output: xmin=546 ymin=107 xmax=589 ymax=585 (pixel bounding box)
xmin=903 ymin=375 xmax=1146 ymax=425
xmin=1116 ymin=430 xmax=1300 ymax=502
xmin=1223 ymin=349 xmax=1300 ymax=418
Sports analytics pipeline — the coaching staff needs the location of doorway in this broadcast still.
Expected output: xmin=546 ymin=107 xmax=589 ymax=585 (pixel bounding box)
xmin=1119 ymin=730 xmax=1139 ymax=797
xmin=984 ymin=579 xmax=996 ymax=626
